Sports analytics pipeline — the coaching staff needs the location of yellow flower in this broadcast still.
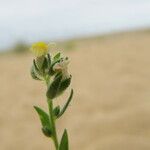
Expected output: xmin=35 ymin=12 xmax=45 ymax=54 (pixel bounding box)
xmin=31 ymin=42 xmax=48 ymax=57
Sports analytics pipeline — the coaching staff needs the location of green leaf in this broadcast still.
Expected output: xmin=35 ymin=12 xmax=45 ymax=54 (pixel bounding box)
xmin=53 ymin=52 xmax=61 ymax=61
xmin=47 ymin=53 xmax=51 ymax=67
xmin=42 ymin=126 xmax=52 ymax=137
xmin=48 ymin=59 xmax=60 ymax=76
xmin=58 ymin=76 xmax=72 ymax=95
xmin=33 ymin=59 xmax=39 ymax=72
xmin=41 ymin=57 xmax=48 ymax=71
xmin=33 ymin=59 xmax=43 ymax=78
xmin=46 ymin=74 xmax=62 ymax=99
xmin=34 ymin=106 xmax=51 ymax=129
xmin=57 ymin=89 xmax=73 ymax=118
xmin=59 ymin=129 xmax=69 ymax=150
xmin=53 ymin=105 xmax=60 ymax=117
xmin=48 ymin=53 xmax=61 ymax=76
xmin=30 ymin=66 xmax=41 ymax=80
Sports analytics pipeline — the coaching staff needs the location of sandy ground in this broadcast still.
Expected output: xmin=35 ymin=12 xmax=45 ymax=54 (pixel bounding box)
xmin=1 ymin=31 xmax=150 ymax=150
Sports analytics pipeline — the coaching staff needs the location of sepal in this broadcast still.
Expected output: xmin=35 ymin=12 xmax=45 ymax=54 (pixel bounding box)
xmin=47 ymin=54 xmax=51 ymax=68
xmin=35 ymin=55 xmax=50 ymax=75
xmin=36 ymin=56 xmax=45 ymax=70
xmin=30 ymin=66 xmax=41 ymax=80
xmin=41 ymin=57 xmax=48 ymax=72
xmin=48 ymin=52 xmax=62 ymax=76
xmin=33 ymin=59 xmax=43 ymax=79
xmin=53 ymin=52 xmax=61 ymax=61
xmin=48 ymin=59 xmax=61 ymax=76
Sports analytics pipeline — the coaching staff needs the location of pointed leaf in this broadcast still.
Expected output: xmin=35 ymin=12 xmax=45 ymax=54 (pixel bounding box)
xmin=33 ymin=59 xmax=40 ymax=72
xmin=41 ymin=57 xmax=48 ymax=71
xmin=57 ymin=89 xmax=73 ymax=118
xmin=59 ymin=129 xmax=69 ymax=150
xmin=47 ymin=53 xmax=51 ymax=67
xmin=49 ymin=56 xmax=62 ymax=76
xmin=46 ymin=74 xmax=62 ymax=99
xmin=54 ymin=52 xmax=61 ymax=61
xmin=33 ymin=59 xmax=43 ymax=78
xmin=34 ymin=106 xmax=51 ymax=129
xmin=53 ymin=105 xmax=60 ymax=117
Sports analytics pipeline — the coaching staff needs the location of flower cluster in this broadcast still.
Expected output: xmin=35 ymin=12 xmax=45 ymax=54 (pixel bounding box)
xmin=30 ymin=42 xmax=72 ymax=99
xmin=30 ymin=42 xmax=73 ymax=150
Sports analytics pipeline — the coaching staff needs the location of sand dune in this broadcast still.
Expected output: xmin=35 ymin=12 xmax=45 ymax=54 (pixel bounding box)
xmin=1 ymin=30 xmax=150 ymax=150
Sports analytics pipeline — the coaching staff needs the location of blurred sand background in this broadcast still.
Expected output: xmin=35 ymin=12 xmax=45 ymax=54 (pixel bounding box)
xmin=0 ymin=30 xmax=150 ymax=150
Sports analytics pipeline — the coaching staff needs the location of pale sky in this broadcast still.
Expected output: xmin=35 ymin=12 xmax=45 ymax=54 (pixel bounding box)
xmin=0 ymin=0 xmax=150 ymax=49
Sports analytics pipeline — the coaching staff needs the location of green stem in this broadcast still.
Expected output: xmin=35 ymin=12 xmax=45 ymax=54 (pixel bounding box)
xmin=45 ymin=77 xmax=59 ymax=150
xmin=47 ymin=99 xmax=59 ymax=150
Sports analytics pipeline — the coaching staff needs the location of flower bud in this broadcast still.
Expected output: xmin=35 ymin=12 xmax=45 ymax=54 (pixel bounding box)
xmin=57 ymin=75 xmax=72 ymax=96
xmin=46 ymin=73 xmax=72 ymax=99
